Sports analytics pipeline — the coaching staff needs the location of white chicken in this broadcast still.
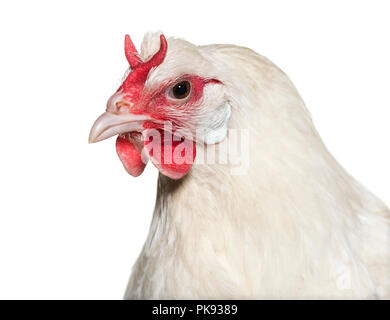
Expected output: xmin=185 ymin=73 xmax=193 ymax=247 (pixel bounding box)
xmin=89 ymin=33 xmax=390 ymax=299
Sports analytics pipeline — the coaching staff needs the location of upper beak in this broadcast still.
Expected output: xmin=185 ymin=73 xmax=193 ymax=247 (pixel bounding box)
xmin=88 ymin=112 xmax=153 ymax=143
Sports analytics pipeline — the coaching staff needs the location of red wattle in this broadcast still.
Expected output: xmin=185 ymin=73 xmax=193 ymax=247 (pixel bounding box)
xmin=116 ymin=136 xmax=147 ymax=177
xmin=143 ymin=129 xmax=196 ymax=180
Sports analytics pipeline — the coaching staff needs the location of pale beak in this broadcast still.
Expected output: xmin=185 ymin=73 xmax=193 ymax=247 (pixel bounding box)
xmin=88 ymin=112 xmax=153 ymax=143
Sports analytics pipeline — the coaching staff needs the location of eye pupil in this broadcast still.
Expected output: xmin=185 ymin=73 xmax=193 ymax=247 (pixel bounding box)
xmin=172 ymin=81 xmax=191 ymax=99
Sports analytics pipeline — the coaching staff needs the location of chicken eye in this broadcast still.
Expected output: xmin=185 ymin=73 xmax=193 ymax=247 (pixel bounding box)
xmin=171 ymin=81 xmax=191 ymax=100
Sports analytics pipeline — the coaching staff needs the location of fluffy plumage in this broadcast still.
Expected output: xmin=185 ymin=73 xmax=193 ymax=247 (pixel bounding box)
xmin=92 ymin=33 xmax=390 ymax=299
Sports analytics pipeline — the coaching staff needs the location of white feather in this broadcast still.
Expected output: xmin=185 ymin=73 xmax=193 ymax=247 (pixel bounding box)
xmin=124 ymin=33 xmax=390 ymax=299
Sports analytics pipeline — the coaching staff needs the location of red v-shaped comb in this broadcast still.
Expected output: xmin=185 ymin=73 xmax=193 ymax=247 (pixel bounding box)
xmin=123 ymin=34 xmax=168 ymax=84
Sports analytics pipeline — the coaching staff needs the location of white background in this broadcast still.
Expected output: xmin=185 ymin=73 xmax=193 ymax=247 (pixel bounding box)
xmin=0 ymin=0 xmax=389 ymax=299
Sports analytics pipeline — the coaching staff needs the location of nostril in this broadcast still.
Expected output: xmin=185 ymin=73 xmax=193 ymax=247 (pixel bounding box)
xmin=115 ymin=101 xmax=131 ymax=110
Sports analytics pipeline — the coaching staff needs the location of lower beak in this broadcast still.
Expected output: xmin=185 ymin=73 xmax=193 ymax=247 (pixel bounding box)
xmin=88 ymin=112 xmax=153 ymax=143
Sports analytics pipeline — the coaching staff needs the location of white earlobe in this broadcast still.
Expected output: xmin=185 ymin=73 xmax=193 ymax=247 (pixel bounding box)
xmin=202 ymin=102 xmax=232 ymax=144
